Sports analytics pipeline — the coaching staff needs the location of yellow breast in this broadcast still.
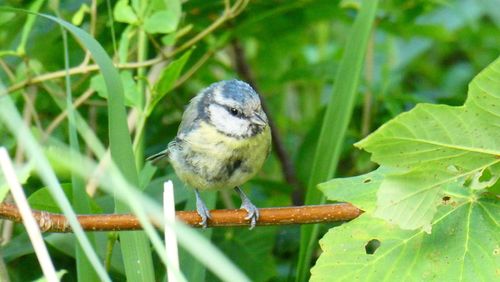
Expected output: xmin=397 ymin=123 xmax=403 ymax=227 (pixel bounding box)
xmin=170 ymin=121 xmax=271 ymax=190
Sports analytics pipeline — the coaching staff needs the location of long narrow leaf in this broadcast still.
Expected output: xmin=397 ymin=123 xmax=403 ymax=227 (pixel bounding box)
xmin=60 ymin=26 xmax=99 ymax=281
xmin=41 ymin=13 xmax=155 ymax=281
xmin=296 ymin=1 xmax=379 ymax=281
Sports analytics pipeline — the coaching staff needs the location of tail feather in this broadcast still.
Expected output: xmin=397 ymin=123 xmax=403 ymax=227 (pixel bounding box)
xmin=146 ymin=149 xmax=169 ymax=165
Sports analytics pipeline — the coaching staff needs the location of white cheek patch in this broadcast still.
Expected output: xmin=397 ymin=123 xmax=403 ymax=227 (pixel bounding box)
xmin=208 ymin=104 xmax=250 ymax=137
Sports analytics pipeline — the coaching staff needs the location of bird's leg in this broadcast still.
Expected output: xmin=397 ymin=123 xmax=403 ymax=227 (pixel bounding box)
xmin=195 ymin=189 xmax=211 ymax=228
xmin=234 ymin=186 xmax=259 ymax=229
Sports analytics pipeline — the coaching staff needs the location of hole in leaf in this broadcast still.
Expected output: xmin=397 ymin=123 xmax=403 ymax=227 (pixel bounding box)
xmin=363 ymin=178 xmax=372 ymax=183
xmin=365 ymin=239 xmax=381 ymax=255
xmin=442 ymin=196 xmax=450 ymax=204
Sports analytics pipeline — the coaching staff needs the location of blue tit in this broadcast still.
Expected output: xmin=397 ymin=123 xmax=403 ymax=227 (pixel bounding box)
xmin=148 ymin=79 xmax=272 ymax=228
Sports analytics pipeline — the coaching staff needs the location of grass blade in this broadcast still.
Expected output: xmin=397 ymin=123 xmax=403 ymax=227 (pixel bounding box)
xmin=0 ymin=148 xmax=58 ymax=282
xmin=296 ymin=1 xmax=379 ymax=281
xmin=60 ymin=25 xmax=99 ymax=281
xmin=42 ymin=13 xmax=155 ymax=281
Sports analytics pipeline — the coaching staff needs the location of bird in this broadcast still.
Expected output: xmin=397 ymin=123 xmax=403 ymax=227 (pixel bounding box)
xmin=147 ymin=79 xmax=272 ymax=229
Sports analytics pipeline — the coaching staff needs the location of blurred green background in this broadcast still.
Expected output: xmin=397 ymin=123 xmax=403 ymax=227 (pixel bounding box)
xmin=0 ymin=0 xmax=499 ymax=281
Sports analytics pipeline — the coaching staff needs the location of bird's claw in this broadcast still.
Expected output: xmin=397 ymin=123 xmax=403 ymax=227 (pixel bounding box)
xmin=195 ymin=192 xmax=212 ymax=228
xmin=241 ymin=199 xmax=259 ymax=230
xmin=197 ymin=209 xmax=212 ymax=228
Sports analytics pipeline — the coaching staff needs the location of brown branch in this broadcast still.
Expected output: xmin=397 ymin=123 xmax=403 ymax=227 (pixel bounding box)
xmin=231 ymin=39 xmax=305 ymax=205
xmin=0 ymin=203 xmax=362 ymax=232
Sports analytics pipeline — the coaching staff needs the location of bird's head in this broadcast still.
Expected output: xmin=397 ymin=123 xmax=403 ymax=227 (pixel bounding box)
xmin=198 ymin=80 xmax=268 ymax=138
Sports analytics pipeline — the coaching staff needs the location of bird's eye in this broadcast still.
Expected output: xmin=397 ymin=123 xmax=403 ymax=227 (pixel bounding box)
xmin=229 ymin=108 xmax=240 ymax=116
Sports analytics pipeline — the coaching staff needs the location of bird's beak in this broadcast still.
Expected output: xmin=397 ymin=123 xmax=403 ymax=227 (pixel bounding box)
xmin=251 ymin=112 xmax=267 ymax=126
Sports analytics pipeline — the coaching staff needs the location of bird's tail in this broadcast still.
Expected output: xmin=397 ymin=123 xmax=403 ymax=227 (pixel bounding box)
xmin=146 ymin=149 xmax=169 ymax=165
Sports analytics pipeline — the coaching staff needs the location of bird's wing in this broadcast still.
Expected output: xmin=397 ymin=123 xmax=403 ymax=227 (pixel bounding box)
xmin=178 ymin=94 xmax=204 ymax=134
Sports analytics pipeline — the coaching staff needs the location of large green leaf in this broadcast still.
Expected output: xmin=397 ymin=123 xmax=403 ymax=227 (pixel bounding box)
xmin=356 ymin=55 xmax=500 ymax=231
xmin=318 ymin=167 xmax=386 ymax=212
xmin=313 ymin=55 xmax=500 ymax=281
xmin=311 ymin=187 xmax=499 ymax=281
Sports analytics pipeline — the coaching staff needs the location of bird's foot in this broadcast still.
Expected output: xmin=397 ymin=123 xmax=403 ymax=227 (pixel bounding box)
xmin=240 ymin=198 xmax=259 ymax=230
xmin=195 ymin=190 xmax=211 ymax=228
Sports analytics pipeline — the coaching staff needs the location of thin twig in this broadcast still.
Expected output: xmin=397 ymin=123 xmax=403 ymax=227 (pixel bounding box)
xmin=231 ymin=39 xmax=304 ymax=205
xmin=43 ymin=88 xmax=95 ymax=139
xmin=0 ymin=203 xmax=362 ymax=232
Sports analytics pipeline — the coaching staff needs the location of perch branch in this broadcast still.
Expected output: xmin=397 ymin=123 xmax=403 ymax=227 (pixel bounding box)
xmin=0 ymin=203 xmax=362 ymax=232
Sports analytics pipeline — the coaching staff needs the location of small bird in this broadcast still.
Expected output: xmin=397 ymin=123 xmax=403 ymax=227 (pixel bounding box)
xmin=148 ymin=80 xmax=271 ymax=228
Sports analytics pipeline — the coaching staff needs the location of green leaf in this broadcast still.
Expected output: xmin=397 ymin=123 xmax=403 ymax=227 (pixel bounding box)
xmin=28 ymin=184 xmax=102 ymax=214
xmin=311 ymin=191 xmax=500 ymax=281
xmin=161 ymin=32 xmax=176 ymax=46
xmin=319 ymin=167 xmax=387 ymax=212
xmin=28 ymin=184 xmax=72 ymax=213
xmin=148 ymin=49 xmax=193 ymax=115
xmin=71 ymin=3 xmax=90 ymax=26
xmin=118 ymin=25 xmax=136 ymax=63
xmin=356 ymin=55 xmax=500 ymax=231
xmin=145 ymin=173 xmax=190 ymax=203
xmin=114 ymin=0 xmax=138 ymax=24
xmin=208 ymin=228 xmax=277 ymax=282
xmin=143 ymin=10 xmax=178 ymax=34
xmin=91 ymin=71 xmax=141 ymax=108
xmin=297 ymin=1 xmax=379 ymax=281
xmin=0 ymin=162 xmax=32 ymax=203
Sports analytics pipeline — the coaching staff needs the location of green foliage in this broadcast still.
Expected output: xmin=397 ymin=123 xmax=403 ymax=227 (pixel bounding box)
xmin=27 ymin=184 xmax=101 ymax=214
xmin=91 ymin=71 xmax=142 ymax=108
xmin=209 ymin=227 xmax=278 ymax=282
xmin=143 ymin=10 xmax=179 ymax=34
xmin=149 ymin=49 xmax=193 ymax=115
xmin=1 ymin=0 xmax=500 ymax=281
xmin=311 ymin=201 xmax=499 ymax=281
xmin=356 ymin=55 xmax=500 ymax=231
xmin=114 ymin=0 xmax=139 ymax=25
xmin=313 ymin=55 xmax=500 ymax=282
